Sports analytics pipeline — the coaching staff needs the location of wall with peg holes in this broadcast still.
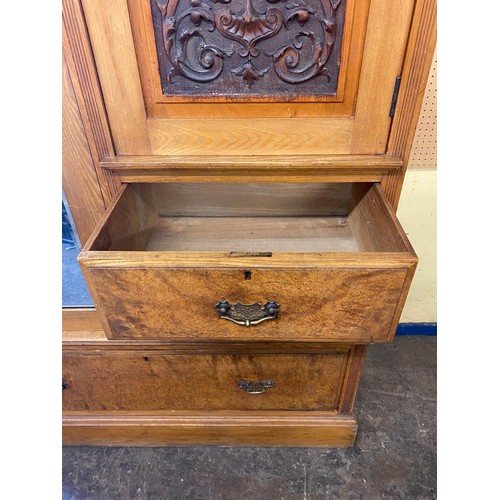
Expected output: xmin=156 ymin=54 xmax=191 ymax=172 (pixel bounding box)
xmin=397 ymin=50 xmax=437 ymax=323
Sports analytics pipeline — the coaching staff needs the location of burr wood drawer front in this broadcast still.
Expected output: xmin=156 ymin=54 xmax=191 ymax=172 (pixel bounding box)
xmin=84 ymin=267 xmax=410 ymax=342
xmin=62 ymin=348 xmax=351 ymax=412
xmin=79 ymin=182 xmax=417 ymax=342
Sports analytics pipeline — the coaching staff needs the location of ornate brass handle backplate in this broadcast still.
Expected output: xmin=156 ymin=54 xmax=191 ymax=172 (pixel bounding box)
xmin=237 ymin=380 xmax=273 ymax=394
xmin=215 ymin=301 xmax=279 ymax=327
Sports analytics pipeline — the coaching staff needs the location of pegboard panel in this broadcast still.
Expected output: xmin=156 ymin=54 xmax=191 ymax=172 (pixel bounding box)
xmin=408 ymin=49 xmax=437 ymax=168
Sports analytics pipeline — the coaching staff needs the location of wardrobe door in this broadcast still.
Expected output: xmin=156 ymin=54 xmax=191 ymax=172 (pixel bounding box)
xmin=80 ymin=0 xmax=415 ymax=156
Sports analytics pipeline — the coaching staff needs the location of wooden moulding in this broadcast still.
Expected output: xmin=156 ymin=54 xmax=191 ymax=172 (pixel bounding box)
xmin=99 ymin=155 xmax=403 ymax=183
xmin=62 ymin=412 xmax=357 ymax=447
xmin=62 ymin=0 xmax=121 ymax=202
xmin=62 ymin=53 xmax=107 ymax=244
xmin=383 ymin=0 xmax=437 ymax=208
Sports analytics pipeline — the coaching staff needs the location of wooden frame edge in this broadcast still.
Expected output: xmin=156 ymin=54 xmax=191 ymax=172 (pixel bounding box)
xmin=62 ymin=412 xmax=357 ymax=447
xmin=100 ymin=154 xmax=403 ymax=169
xmin=62 ymin=0 xmax=120 ymax=202
xmin=128 ymin=0 xmax=365 ymax=110
xmin=383 ymin=0 xmax=437 ymax=208
xmin=99 ymin=154 xmax=403 ymax=183
xmin=339 ymin=345 xmax=368 ymax=414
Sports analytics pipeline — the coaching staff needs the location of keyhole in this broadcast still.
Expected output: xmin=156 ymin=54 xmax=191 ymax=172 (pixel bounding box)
xmin=244 ymin=271 xmax=252 ymax=280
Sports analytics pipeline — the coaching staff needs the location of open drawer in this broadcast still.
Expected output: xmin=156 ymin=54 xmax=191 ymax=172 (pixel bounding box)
xmin=79 ymin=183 xmax=417 ymax=342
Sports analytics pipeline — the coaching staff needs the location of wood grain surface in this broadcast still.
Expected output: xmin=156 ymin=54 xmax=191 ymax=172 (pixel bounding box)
xmin=100 ymin=154 xmax=403 ymax=169
xmin=85 ymin=267 xmax=408 ymax=342
xmin=350 ymin=0 xmax=415 ymax=153
xmin=87 ymin=184 xmax=157 ymax=252
xmin=79 ymin=182 xmax=416 ymax=342
xmin=147 ymin=118 xmax=354 ymax=156
xmin=150 ymin=182 xmax=353 ymax=216
xmin=81 ymin=0 xmax=151 ymax=155
xmin=62 ymin=0 xmax=120 ymax=203
xmin=60 ymin=0 xmax=434 ymax=449
xmin=128 ymin=0 xmax=369 ymax=117
xmin=146 ymin=217 xmax=359 ymax=253
xmin=100 ymin=154 xmax=403 ymax=184
xmin=350 ymin=183 xmax=409 ymax=252
xmin=338 ymin=345 xmax=367 ymax=414
xmin=63 ymin=350 xmax=349 ymax=411
xmin=62 ymin=54 xmax=106 ymax=244
xmin=62 ymin=412 xmax=357 ymax=447
xmin=384 ymin=0 xmax=437 ymax=207
xmin=62 ymin=309 xmax=366 ymax=446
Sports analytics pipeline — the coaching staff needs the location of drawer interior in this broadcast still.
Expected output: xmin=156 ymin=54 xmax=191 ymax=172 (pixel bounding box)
xmin=87 ymin=183 xmax=409 ymax=254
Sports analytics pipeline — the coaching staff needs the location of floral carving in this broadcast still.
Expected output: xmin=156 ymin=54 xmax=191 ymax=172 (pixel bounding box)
xmin=271 ymin=0 xmax=341 ymax=83
xmin=231 ymin=60 xmax=269 ymax=86
xmin=215 ymin=0 xmax=283 ymax=58
xmin=156 ymin=0 xmax=234 ymax=82
xmin=152 ymin=0 xmax=345 ymax=94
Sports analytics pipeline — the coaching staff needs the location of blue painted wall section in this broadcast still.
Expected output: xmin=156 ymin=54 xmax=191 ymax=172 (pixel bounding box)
xmin=396 ymin=323 xmax=437 ymax=336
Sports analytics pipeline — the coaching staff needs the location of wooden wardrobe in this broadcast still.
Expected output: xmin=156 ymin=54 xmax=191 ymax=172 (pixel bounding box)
xmin=62 ymin=0 xmax=436 ymax=446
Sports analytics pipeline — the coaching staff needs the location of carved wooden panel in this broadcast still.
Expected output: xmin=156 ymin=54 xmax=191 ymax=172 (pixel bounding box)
xmin=151 ymin=0 xmax=347 ymax=98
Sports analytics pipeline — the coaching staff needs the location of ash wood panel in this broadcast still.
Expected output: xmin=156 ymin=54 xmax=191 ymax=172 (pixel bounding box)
xmin=387 ymin=0 xmax=437 ymax=159
xmin=62 ymin=0 xmax=120 ymax=203
xmin=349 ymin=184 xmax=409 ymax=252
xmin=87 ymin=185 xmax=158 ymax=251
xmin=62 ymin=308 xmax=103 ymax=334
xmin=81 ymin=0 xmax=151 ymax=155
xmin=62 ymin=54 xmax=106 ymax=245
xmin=384 ymin=0 xmax=437 ymax=208
xmin=146 ymin=217 xmax=359 ymax=253
xmin=372 ymin=183 xmax=417 ymax=255
xmin=142 ymin=102 xmax=354 ymax=119
xmin=339 ymin=345 xmax=367 ymax=414
xmin=63 ymin=351 xmax=348 ymax=411
xmin=148 ymin=118 xmax=354 ymax=156
xmin=379 ymin=169 xmax=400 ymax=209
xmin=350 ymin=0 xmax=415 ymax=154
xmin=62 ymin=412 xmax=357 ymax=447
xmin=84 ymin=267 xmax=408 ymax=342
xmin=386 ymin=261 xmax=418 ymax=340
xmin=149 ymin=183 xmax=353 ymax=216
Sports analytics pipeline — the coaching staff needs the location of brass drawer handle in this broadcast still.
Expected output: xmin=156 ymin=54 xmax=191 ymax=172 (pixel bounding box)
xmin=237 ymin=380 xmax=273 ymax=394
xmin=215 ymin=301 xmax=279 ymax=327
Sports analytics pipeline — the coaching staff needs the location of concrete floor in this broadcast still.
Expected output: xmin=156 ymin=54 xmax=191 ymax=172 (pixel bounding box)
xmin=62 ymin=336 xmax=436 ymax=499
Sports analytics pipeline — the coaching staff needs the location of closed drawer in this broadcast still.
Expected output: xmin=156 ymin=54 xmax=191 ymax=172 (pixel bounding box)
xmin=79 ymin=182 xmax=417 ymax=342
xmin=62 ymin=347 xmax=351 ymax=412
